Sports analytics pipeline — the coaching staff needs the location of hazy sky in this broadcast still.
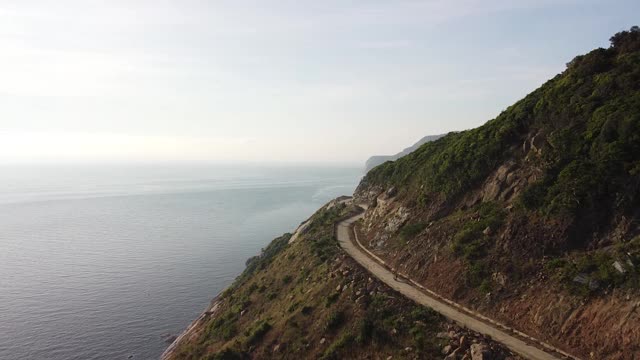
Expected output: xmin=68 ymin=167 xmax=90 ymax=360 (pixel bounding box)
xmin=1 ymin=1 xmax=638 ymax=165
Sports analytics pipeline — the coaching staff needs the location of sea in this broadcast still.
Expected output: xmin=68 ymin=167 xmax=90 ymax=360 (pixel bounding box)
xmin=0 ymin=164 xmax=362 ymax=360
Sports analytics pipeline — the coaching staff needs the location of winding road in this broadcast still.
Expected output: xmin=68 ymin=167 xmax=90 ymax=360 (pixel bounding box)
xmin=336 ymin=207 xmax=576 ymax=360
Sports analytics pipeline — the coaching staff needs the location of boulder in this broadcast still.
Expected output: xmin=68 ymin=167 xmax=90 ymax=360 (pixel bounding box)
xmin=470 ymin=343 xmax=492 ymax=360
xmin=442 ymin=345 xmax=453 ymax=355
xmin=613 ymin=261 xmax=627 ymax=274
xmin=491 ymin=272 xmax=507 ymax=286
xmin=445 ymin=347 xmax=463 ymax=360
xmin=459 ymin=335 xmax=470 ymax=349
xmin=573 ymin=273 xmax=590 ymax=285
xmin=386 ymin=186 xmax=398 ymax=197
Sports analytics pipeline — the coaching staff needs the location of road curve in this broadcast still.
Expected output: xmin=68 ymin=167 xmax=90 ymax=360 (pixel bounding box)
xmin=336 ymin=210 xmax=569 ymax=360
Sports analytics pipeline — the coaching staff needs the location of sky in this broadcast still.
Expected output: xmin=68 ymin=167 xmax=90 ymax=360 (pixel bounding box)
xmin=0 ymin=0 xmax=638 ymax=165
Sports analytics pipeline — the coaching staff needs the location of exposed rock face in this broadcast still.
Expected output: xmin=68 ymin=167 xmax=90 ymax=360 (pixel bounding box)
xmin=289 ymin=219 xmax=311 ymax=244
xmin=353 ymin=133 xmax=640 ymax=359
xmin=523 ymin=131 xmax=548 ymax=159
xmin=364 ymin=194 xmax=394 ymax=231
xmin=386 ymin=186 xmax=398 ymax=197
xmin=355 ymin=183 xmax=640 ymax=358
xmin=354 ymin=183 xmax=384 ymax=205
xmin=384 ymin=207 xmax=411 ymax=233
xmin=479 ymin=161 xmax=530 ymax=203
xmin=455 ymin=157 xmax=545 ymax=210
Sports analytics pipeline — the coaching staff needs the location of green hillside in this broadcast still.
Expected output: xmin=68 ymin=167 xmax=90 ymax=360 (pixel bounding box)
xmin=363 ymin=26 xmax=640 ymax=249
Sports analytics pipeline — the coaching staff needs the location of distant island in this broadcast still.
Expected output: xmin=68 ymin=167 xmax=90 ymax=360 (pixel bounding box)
xmin=364 ymin=134 xmax=444 ymax=172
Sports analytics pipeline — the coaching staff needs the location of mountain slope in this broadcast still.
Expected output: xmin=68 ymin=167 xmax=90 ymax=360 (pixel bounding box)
xmin=166 ymin=27 xmax=640 ymax=360
xmin=354 ymin=27 xmax=640 ymax=359
xmin=164 ymin=201 xmax=519 ymax=360
xmin=365 ymin=134 xmax=445 ymax=172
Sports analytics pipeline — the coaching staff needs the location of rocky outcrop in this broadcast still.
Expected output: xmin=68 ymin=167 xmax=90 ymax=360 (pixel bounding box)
xmin=461 ymin=159 xmax=542 ymax=207
xmin=162 ymin=300 xmax=223 ymax=359
xmin=523 ymin=131 xmax=549 ymax=159
xmin=438 ymin=324 xmax=519 ymax=360
xmin=384 ymin=206 xmax=410 ymax=233
xmin=470 ymin=343 xmax=492 ymax=360
xmin=355 ymin=189 xmax=640 ymax=358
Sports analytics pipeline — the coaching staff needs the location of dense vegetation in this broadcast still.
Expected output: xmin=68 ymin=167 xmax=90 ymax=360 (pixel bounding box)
xmin=355 ymin=28 xmax=640 ymax=305
xmin=361 ymin=27 xmax=640 ymax=264
xmin=364 ymin=27 xmax=640 ymax=221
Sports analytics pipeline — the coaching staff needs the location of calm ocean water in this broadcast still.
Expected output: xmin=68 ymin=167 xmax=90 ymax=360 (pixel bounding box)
xmin=0 ymin=164 xmax=361 ymax=360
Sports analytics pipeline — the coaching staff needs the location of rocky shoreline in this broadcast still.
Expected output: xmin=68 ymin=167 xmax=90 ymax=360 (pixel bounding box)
xmin=161 ymin=297 xmax=223 ymax=359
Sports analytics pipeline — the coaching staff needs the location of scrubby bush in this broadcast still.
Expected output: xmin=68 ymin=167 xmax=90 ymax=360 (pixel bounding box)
xmin=399 ymin=222 xmax=427 ymax=242
xmin=206 ymin=348 xmax=248 ymax=360
xmin=325 ymin=292 xmax=340 ymax=307
xmin=300 ymin=305 xmax=313 ymax=315
xmin=451 ymin=202 xmax=505 ymax=261
xmin=546 ymin=236 xmax=640 ymax=293
xmin=235 ymin=234 xmax=291 ymax=288
xmin=324 ymin=310 xmax=346 ymax=332
xmin=245 ymin=321 xmax=271 ymax=346
xmin=321 ymin=332 xmax=355 ymax=360
xmin=206 ymin=310 xmax=240 ymax=342
xmin=356 ymin=317 xmax=375 ymax=345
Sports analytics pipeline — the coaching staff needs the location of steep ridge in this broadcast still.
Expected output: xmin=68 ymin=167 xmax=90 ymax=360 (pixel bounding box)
xmin=365 ymin=134 xmax=444 ymax=172
xmin=165 ymin=27 xmax=640 ymax=360
xmin=164 ymin=200 xmax=522 ymax=359
xmin=354 ymin=27 xmax=640 ymax=359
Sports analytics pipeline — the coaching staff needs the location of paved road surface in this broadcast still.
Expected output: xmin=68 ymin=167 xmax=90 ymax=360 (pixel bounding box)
xmin=336 ymin=210 xmax=569 ymax=360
